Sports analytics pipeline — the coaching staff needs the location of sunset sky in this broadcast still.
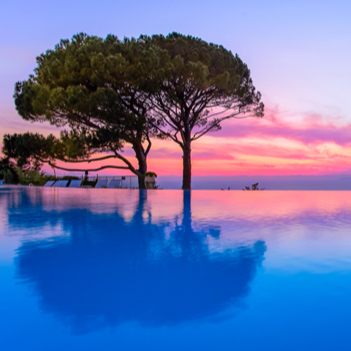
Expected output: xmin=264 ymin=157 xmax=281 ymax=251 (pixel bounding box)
xmin=1 ymin=0 xmax=351 ymax=176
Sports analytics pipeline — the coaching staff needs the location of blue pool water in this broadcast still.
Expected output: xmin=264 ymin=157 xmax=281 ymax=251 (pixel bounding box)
xmin=1 ymin=186 xmax=351 ymax=350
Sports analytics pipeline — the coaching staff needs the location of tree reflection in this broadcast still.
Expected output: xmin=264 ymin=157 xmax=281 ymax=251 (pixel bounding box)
xmin=12 ymin=190 xmax=266 ymax=333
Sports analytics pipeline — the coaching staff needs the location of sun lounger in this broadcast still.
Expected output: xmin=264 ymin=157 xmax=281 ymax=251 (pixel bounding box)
xmin=107 ymin=179 xmax=121 ymax=188
xmin=52 ymin=180 xmax=69 ymax=188
xmin=69 ymin=180 xmax=82 ymax=188
xmin=95 ymin=179 xmax=108 ymax=188
xmin=44 ymin=181 xmax=55 ymax=187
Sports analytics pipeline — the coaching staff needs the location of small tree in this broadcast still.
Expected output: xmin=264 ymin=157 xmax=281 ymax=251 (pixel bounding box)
xmin=243 ymin=183 xmax=264 ymax=191
xmin=145 ymin=33 xmax=264 ymax=189
xmin=1 ymin=130 xmax=133 ymax=176
xmin=14 ymin=33 xmax=158 ymax=188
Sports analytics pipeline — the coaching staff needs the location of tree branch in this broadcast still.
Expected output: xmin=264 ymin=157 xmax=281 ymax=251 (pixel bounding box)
xmin=34 ymin=151 xmax=141 ymax=176
xmin=60 ymin=155 xmax=118 ymax=164
xmin=191 ymin=124 xmax=219 ymax=141
xmin=145 ymin=133 xmax=152 ymax=156
xmin=191 ymin=113 xmax=257 ymax=141
xmin=112 ymin=150 xmax=140 ymax=176
xmin=48 ymin=162 xmax=130 ymax=173
xmin=148 ymin=122 xmax=183 ymax=147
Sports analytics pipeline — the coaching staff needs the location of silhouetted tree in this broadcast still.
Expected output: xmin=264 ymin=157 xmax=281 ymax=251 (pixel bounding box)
xmin=13 ymin=34 xmax=158 ymax=188
xmin=146 ymin=33 xmax=264 ymax=189
xmin=1 ymin=130 xmax=131 ymax=175
xmin=243 ymin=183 xmax=264 ymax=190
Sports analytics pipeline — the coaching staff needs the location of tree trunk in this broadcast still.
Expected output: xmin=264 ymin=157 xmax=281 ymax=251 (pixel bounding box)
xmin=182 ymin=140 xmax=191 ymax=190
xmin=132 ymin=141 xmax=147 ymax=189
xmin=137 ymin=174 xmax=146 ymax=189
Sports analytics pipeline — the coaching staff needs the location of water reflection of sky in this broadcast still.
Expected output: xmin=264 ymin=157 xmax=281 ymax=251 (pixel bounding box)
xmin=1 ymin=187 xmax=351 ymax=350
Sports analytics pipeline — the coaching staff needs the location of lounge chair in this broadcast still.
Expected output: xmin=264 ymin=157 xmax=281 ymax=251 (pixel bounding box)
xmin=44 ymin=181 xmax=55 ymax=187
xmin=107 ymin=179 xmax=121 ymax=188
xmin=95 ymin=179 xmax=108 ymax=188
xmin=53 ymin=180 xmax=69 ymax=188
xmin=69 ymin=180 xmax=82 ymax=188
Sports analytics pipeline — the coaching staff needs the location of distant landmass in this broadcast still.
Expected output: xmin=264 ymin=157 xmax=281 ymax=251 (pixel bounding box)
xmin=157 ymin=175 xmax=351 ymax=190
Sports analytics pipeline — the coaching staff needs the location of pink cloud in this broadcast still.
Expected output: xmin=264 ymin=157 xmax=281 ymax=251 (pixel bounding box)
xmin=191 ymin=151 xmax=236 ymax=160
xmin=208 ymin=108 xmax=351 ymax=146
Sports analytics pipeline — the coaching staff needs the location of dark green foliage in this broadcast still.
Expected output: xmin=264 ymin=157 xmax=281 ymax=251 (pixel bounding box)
xmin=0 ymin=166 xmax=19 ymax=184
xmin=17 ymin=170 xmax=50 ymax=186
xmin=145 ymin=172 xmax=157 ymax=178
xmin=2 ymin=133 xmax=60 ymax=172
xmin=148 ymin=33 xmax=263 ymax=112
xmin=1 ymin=132 xmax=93 ymax=171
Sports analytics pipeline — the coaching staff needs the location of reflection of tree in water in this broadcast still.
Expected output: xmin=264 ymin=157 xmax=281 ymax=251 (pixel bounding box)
xmin=13 ymin=190 xmax=266 ymax=333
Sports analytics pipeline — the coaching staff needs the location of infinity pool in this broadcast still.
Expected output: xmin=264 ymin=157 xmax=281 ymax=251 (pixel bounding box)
xmin=1 ymin=187 xmax=351 ymax=350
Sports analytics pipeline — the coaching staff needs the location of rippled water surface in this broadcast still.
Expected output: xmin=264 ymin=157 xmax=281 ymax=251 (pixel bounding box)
xmin=1 ymin=187 xmax=351 ymax=350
